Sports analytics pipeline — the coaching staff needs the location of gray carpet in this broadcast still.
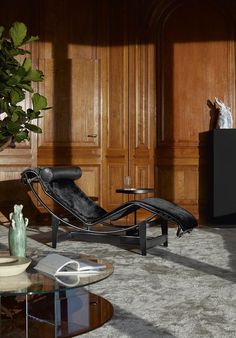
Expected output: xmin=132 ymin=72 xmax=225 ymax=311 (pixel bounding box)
xmin=1 ymin=224 xmax=236 ymax=338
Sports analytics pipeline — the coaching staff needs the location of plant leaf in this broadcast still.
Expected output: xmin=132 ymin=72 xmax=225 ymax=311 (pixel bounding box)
xmin=23 ymin=69 xmax=44 ymax=82
xmin=41 ymin=106 xmax=52 ymax=111
xmin=0 ymin=99 xmax=9 ymax=113
xmin=15 ymin=130 xmax=28 ymax=142
xmin=22 ymin=58 xmax=32 ymax=72
xmin=32 ymin=93 xmax=47 ymax=112
xmin=7 ymin=121 xmax=21 ymax=133
xmin=0 ymin=26 xmax=4 ymax=39
xmin=24 ymin=123 xmax=42 ymax=133
xmin=0 ymin=21 xmax=48 ymax=144
xmin=9 ymin=22 xmax=27 ymax=47
xmin=10 ymin=88 xmax=25 ymax=104
xmin=27 ymin=108 xmax=40 ymax=120
xmin=14 ymin=48 xmax=30 ymax=55
xmin=0 ymin=133 xmax=8 ymax=141
xmin=7 ymin=74 xmax=22 ymax=86
xmin=11 ymin=112 xmax=19 ymax=122
xmin=17 ymin=83 xmax=33 ymax=92
xmin=24 ymin=35 xmax=39 ymax=44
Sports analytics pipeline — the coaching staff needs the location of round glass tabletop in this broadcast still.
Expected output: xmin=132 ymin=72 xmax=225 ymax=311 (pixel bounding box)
xmin=0 ymin=254 xmax=113 ymax=296
xmin=116 ymin=187 xmax=155 ymax=194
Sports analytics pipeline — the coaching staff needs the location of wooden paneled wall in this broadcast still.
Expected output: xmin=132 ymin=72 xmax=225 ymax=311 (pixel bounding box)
xmin=153 ymin=0 xmax=236 ymax=219
xmin=1 ymin=0 xmax=236 ymax=222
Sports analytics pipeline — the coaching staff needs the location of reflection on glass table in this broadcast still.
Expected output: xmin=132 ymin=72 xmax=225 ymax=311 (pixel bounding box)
xmin=0 ymin=254 xmax=113 ymax=338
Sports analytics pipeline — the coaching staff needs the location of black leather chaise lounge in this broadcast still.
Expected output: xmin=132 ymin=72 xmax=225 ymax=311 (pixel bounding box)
xmin=21 ymin=166 xmax=198 ymax=255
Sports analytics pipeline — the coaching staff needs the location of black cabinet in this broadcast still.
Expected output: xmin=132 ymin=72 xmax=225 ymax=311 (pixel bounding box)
xmin=210 ymin=129 xmax=236 ymax=222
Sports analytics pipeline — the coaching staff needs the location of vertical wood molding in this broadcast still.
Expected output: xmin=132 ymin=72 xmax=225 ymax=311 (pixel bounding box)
xmin=107 ymin=45 xmax=129 ymax=151
xmin=129 ymin=40 xmax=155 ymax=191
xmin=103 ymin=0 xmax=129 ymax=209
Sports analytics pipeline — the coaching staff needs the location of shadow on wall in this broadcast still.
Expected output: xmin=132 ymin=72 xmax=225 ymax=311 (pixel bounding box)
xmin=0 ymin=179 xmax=40 ymax=225
xmin=198 ymin=100 xmax=222 ymax=224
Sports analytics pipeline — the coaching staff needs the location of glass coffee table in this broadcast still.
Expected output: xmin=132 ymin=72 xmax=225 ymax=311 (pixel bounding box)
xmin=0 ymin=253 xmax=113 ymax=338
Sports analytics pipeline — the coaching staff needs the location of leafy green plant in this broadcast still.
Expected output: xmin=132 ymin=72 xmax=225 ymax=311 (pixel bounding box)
xmin=0 ymin=21 xmax=48 ymax=150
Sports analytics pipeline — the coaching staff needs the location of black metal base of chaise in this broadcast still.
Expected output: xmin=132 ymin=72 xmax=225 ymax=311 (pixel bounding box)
xmin=51 ymin=215 xmax=168 ymax=255
xmin=21 ymin=166 xmax=198 ymax=255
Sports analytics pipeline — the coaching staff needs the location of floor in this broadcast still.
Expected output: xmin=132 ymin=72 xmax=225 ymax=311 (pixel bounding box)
xmin=1 ymin=223 xmax=236 ymax=337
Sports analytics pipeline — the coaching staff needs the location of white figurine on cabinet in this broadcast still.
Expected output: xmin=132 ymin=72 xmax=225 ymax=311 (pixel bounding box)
xmin=215 ymin=97 xmax=233 ymax=129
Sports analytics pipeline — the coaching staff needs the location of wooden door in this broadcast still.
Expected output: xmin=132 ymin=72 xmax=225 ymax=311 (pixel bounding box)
xmin=37 ymin=0 xmax=105 ymax=203
xmin=102 ymin=1 xmax=156 ymax=212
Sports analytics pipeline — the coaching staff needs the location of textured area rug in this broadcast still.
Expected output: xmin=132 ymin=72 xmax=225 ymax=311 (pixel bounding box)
xmin=1 ymin=224 xmax=236 ymax=338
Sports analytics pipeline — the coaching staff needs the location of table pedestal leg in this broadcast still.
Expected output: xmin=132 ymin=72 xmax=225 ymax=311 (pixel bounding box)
xmin=0 ymin=289 xmax=113 ymax=338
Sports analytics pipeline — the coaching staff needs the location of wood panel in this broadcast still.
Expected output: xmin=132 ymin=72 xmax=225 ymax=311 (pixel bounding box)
xmin=160 ymin=5 xmax=235 ymax=142
xmin=107 ymin=164 xmax=126 ymax=207
xmin=102 ymin=0 xmax=129 ymax=210
xmin=129 ymin=42 xmax=155 ymax=196
xmin=154 ymin=0 xmax=236 ymax=218
xmin=38 ymin=58 xmax=100 ymax=148
xmin=77 ymin=165 xmax=100 ymax=198
xmin=36 ymin=0 xmax=104 ymax=207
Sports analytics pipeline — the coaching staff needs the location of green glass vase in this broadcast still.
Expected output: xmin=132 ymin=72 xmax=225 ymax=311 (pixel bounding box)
xmin=8 ymin=204 xmax=29 ymax=257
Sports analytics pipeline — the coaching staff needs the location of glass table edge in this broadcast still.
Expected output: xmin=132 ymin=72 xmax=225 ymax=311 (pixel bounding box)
xmin=0 ymin=255 xmax=113 ymax=296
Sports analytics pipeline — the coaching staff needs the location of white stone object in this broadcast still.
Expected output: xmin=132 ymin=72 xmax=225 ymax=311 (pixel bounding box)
xmin=215 ymin=97 xmax=233 ymax=129
xmin=0 ymin=256 xmax=31 ymax=277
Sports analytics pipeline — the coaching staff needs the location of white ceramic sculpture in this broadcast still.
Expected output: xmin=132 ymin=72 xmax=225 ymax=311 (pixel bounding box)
xmin=215 ymin=97 xmax=233 ymax=129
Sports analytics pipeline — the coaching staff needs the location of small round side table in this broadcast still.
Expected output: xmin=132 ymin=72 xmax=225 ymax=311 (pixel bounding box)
xmin=116 ymin=187 xmax=155 ymax=224
xmin=116 ymin=188 xmax=155 ymax=195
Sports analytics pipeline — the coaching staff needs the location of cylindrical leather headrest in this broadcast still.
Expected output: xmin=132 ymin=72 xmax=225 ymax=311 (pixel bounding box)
xmin=40 ymin=167 xmax=82 ymax=183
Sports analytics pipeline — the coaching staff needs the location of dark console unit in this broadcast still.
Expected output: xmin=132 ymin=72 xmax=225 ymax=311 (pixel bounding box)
xmin=210 ymin=129 xmax=236 ymax=222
